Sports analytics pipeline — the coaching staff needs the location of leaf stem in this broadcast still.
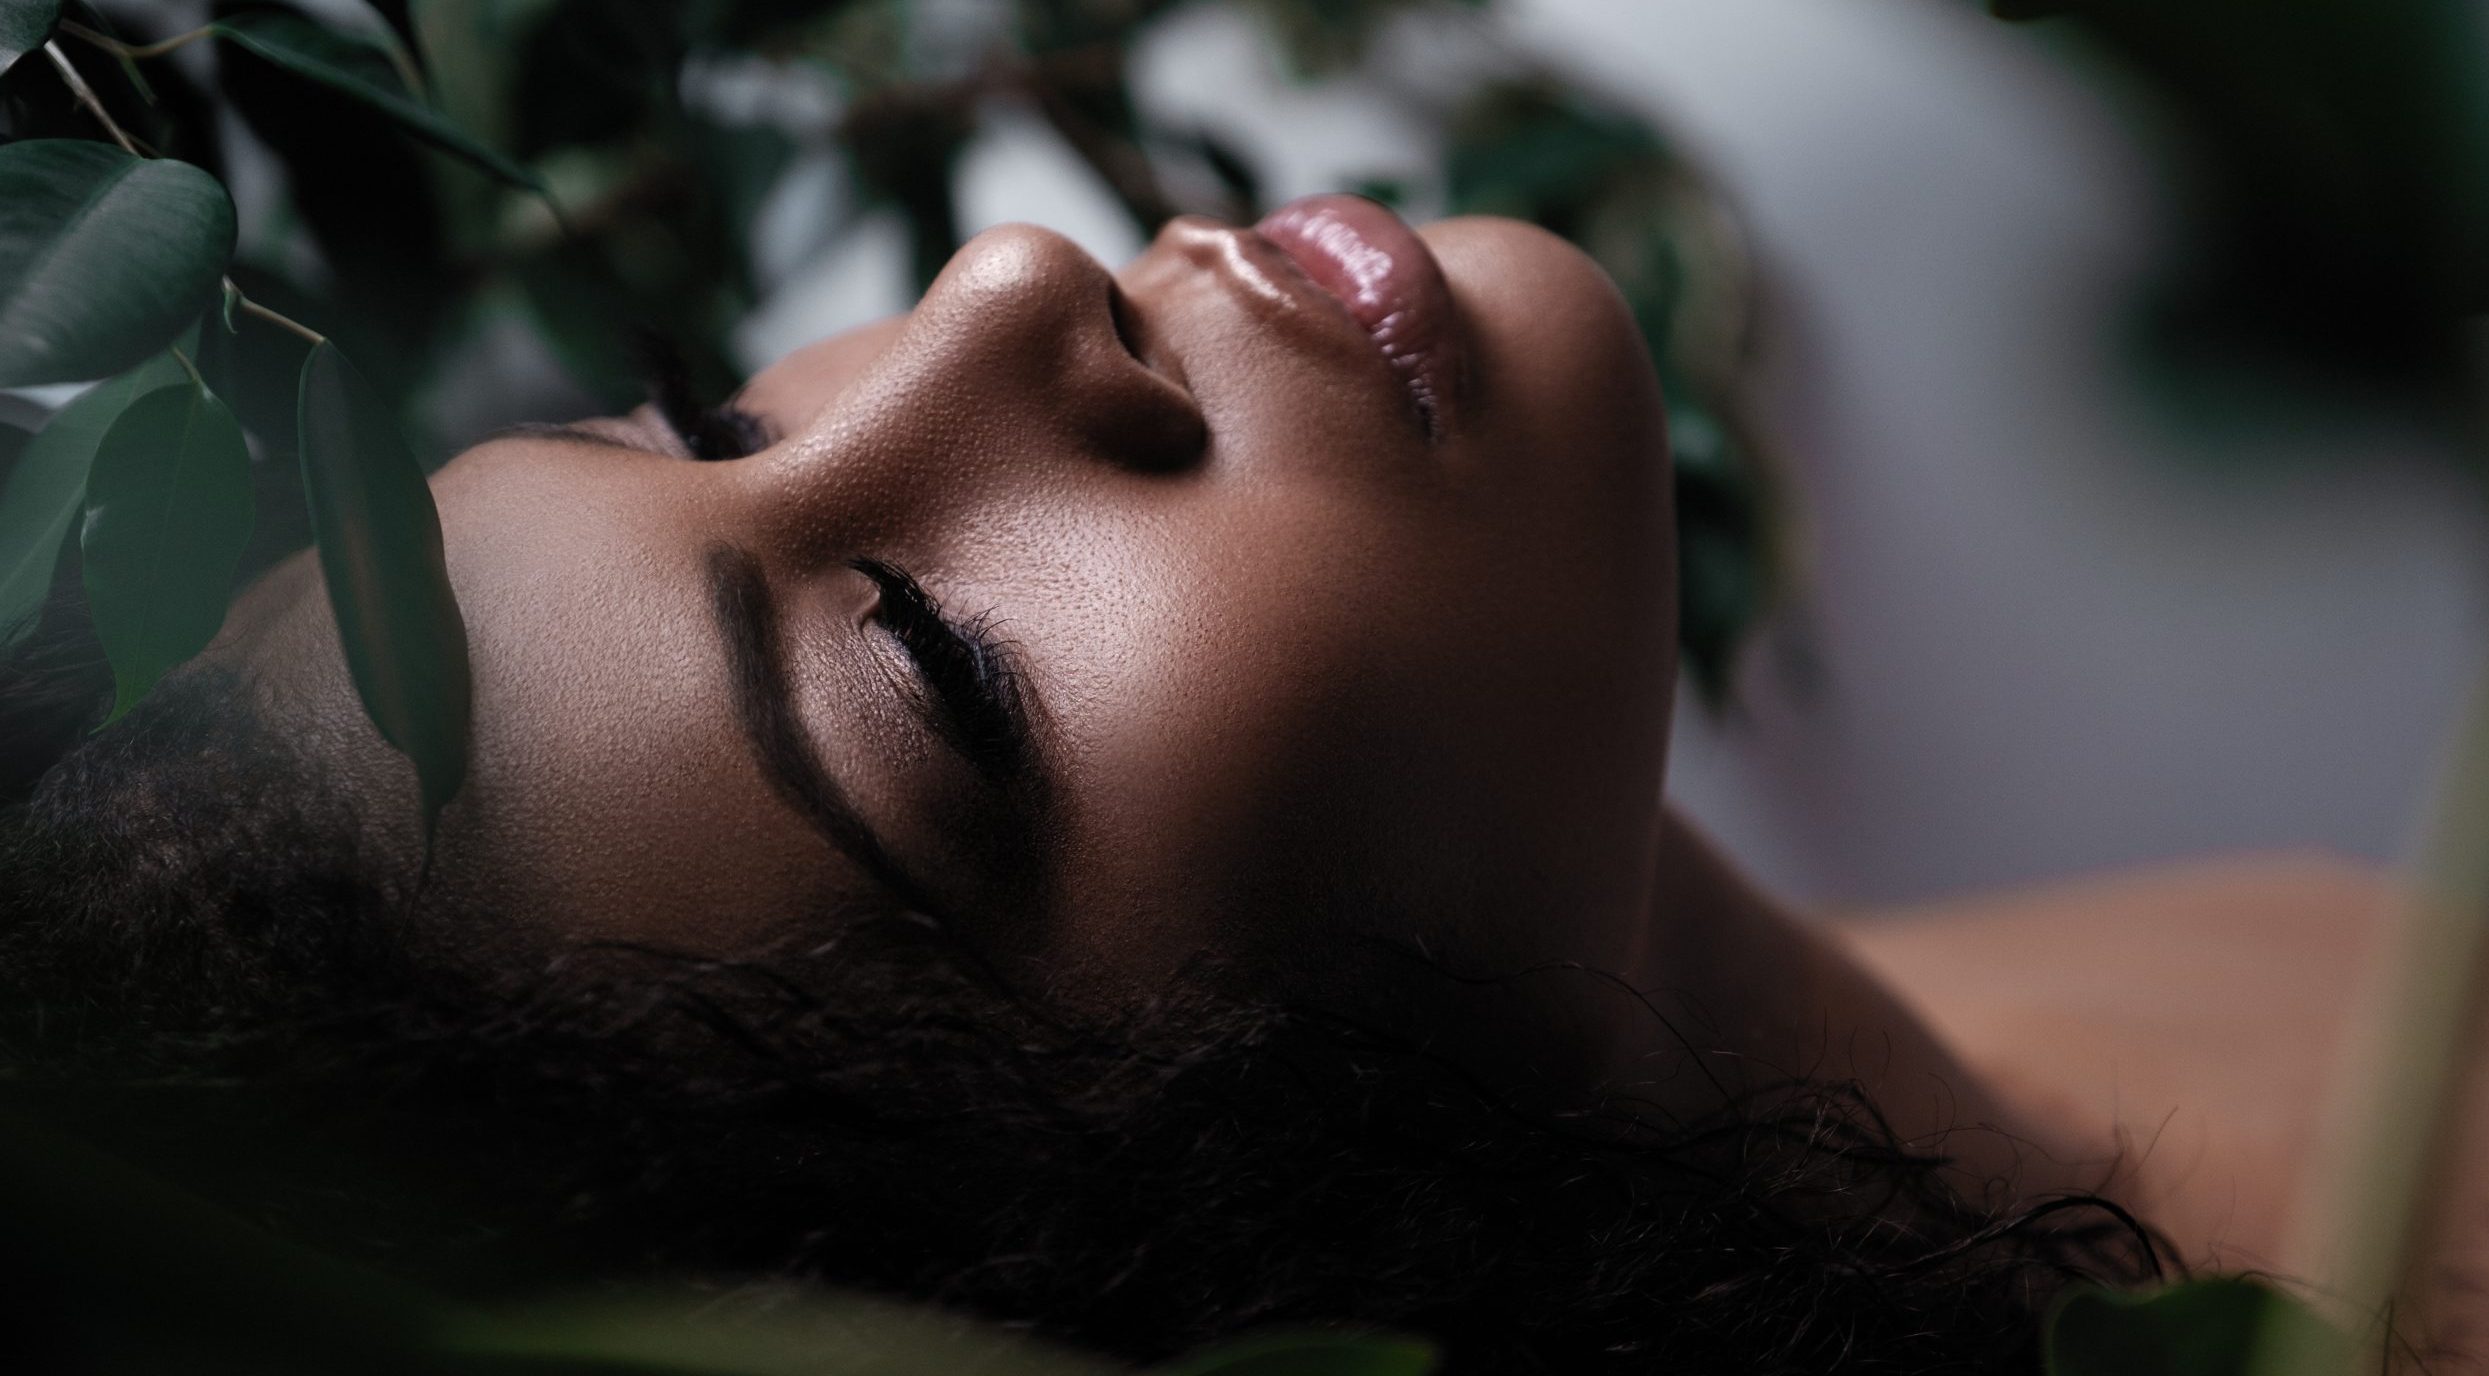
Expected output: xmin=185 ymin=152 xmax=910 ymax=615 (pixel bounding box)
xmin=227 ymin=282 xmax=327 ymax=348
xmin=57 ymin=19 xmax=215 ymax=62
xmin=41 ymin=40 xmax=138 ymax=156
xmin=168 ymin=345 xmax=206 ymax=392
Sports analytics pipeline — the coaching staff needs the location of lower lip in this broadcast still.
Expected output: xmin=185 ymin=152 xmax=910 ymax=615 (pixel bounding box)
xmin=1255 ymin=194 xmax=1461 ymax=437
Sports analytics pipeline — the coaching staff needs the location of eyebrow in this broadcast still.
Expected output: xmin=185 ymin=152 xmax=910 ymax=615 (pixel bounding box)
xmin=704 ymin=543 xmax=942 ymax=915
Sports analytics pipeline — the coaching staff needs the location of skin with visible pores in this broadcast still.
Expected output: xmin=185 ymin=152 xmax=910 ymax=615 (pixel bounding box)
xmin=221 ymin=213 xmax=1683 ymax=1093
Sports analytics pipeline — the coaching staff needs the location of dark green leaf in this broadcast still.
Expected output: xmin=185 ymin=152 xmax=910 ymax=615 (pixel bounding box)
xmin=0 ymin=140 xmax=234 ymax=387
xmin=0 ymin=349 xmax=187 ymax=648
xmin=210 ymin=10 xmax=545 ymax=194
xmin=1155 ymin=1332 xmax=1436 ymax=1376
xmin=79 ymin=379 xmax=254 ymax=719
xmin=296 ymin=340 xmax=472 ymax=832
xmin=2044 ymin=1277 xmax=2342 ymax=1376
xmin=0 ymin=0 xmax=57 ymax=72
xmin=451 ymin=1290 xmax=1125 ymax=1376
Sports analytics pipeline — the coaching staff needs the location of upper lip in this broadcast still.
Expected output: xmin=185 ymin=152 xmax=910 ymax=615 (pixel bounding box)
xmin=1158 ymin=207 xmax=1463 ymax=442
xmin=1253 ymin=195 xmax=1463 ymax=441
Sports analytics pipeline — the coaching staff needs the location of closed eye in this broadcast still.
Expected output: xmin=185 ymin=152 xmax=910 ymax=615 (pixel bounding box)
xmin=849 ymin=559 xmax=1035 ymax=784
xmin=638 ymin=330 xmax=771 ymax=461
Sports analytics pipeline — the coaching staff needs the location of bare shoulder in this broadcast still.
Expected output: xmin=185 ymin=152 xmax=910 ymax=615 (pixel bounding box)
xmin=1830 ymin=854 xmax=2398 ymax=1269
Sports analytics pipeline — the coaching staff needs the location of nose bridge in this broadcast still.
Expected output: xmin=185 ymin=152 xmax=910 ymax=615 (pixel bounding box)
xmin=733 ymin=224 xmax=1116 ymax=560
xmin=736 ymin=223 xmax=1203 ymax=565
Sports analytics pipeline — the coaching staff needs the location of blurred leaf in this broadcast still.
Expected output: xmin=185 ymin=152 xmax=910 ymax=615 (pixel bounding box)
xmin=845 ymin=91 xmax=973 ymax=291
xmin=9 ymin=7 xmax=233 ymax=171
xmin=516 ymin=248 xmax=644 ymax=408
xmin=0 ymin=139 xmax=234 ymax=387
xmin=2043 ymin=1277 xmax=2338 ymax=1376
xmin=0 ymin=348 xmax=188 ymax=649
xmin=1155 ymin=1332 xmax=1437 ymax=1376
xmin=0 ymin=0 xmax=57 ymax=72
xmin=1152 ymin=125 xmax=1264 ymax=222
xmin=1243 ymin=0 xmax=1484 ymax=78
xmin=211 ymin=8 xmax=546 ymax=194
xmin=79 ymin=378 xmax=254 ymax=720
xmin=690 ymin=117 xmax=797 ymax=300
xmin=1990 ymin=0 xmax=2489 ymax=386
xmin=450 ymin=1291 xmax=1128 ymax=1376
xmin=507 ymin=0 xmax=684 ymax=158
xmin=213 ymin=2 xmax=452 ymax=373
xmin=296 ymin=340 xmax=472 ymax=832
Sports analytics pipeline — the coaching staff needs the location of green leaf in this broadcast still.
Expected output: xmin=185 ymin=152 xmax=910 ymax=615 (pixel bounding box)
xmin=1155 ymin=1332 xmax=1437 ymax=1376
xmin=79 ymin=379 xmax=254 ymax=720
xmin=2044 ymin=1277 xmax=2341 ymax=1376
xmin=450 ymin=1290 xmax=1126 ymax=1376
xmin=0 ymin=0 xmax=58 ymax=72
xmin=0 ymin=140 xmax=235 ymax=387
xmin=210 ymin=10 xmax=546 ymax=195
xmin=0 ymin=349 xmax=188 ymax=649
xmin=296 ymin=340 xmax=472 ymax=832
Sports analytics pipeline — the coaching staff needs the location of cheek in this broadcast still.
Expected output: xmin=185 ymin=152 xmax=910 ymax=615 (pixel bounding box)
xmin=1005 ymin=484 xmax=1637 ymax=982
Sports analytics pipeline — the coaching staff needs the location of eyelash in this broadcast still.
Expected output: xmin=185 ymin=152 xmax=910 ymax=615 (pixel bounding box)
xmin=848 ymin=558 xmax=1032 ymax=781
xmin=631 ymin=337 xmax=1024 ymax=775
xmin=638 ymin=331 xmax=769 ymax=461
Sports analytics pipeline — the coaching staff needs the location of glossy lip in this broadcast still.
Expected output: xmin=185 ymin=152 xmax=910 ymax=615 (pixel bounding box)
xmin=1254 ymin=194 xmax=1464 ymax=440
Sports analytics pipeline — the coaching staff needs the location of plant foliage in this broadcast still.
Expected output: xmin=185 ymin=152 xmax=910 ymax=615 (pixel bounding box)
xmin=297 ymin=339 xmax=472 ymax=832
xmin=79 ymin=374 xmax=254 ymax=719
xmin=1991 ymin=0 xmax=2489 ymax=408
xmin=0 ymin=0 xmax=55 ymax=73
xmin=0 ymin=139 xmax=232 ymax=387
xmin=2043 ymin=1278 xmax=2341 ymax=1376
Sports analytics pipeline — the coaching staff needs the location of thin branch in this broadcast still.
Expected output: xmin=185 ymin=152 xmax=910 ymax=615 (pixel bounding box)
xmin=57 ymin=19 xmax=215 ymax=62
xmin=229 ymin=283 xmax=327 ymax=348
xmin=42 ymin=40 xmax=137 ymax=155
xmin=168 ymin=345 xmax=206 ymax=391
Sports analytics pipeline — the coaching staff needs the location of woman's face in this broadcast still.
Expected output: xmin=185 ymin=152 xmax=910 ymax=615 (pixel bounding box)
xmin=235 ymin=201 xmax=1675 ymax=1067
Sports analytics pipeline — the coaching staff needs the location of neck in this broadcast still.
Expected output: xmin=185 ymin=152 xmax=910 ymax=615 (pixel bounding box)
xmin=1613 ymin=811 xmax=2103 ymax=1200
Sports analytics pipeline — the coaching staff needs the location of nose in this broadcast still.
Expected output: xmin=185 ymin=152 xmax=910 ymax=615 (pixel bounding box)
xmin=741 ymin=224 xmax=1205 ymax=557
xmin=910 ymin=224 xmax=1205 ymax=464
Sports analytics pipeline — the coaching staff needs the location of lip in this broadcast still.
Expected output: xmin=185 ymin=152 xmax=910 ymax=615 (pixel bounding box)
xmin=1254 ymin=194 xmax=1463 ymax=439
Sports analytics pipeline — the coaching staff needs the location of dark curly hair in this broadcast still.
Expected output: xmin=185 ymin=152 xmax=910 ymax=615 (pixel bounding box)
xmin=0 ymin=665 xmax=2163 ymax=1374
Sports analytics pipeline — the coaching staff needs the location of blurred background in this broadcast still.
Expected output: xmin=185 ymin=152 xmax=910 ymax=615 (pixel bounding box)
xmin=12 ymin=0 xmax=2486 ymax=908
xmin=1493 ymin=0 xmax=2489 ymax=906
